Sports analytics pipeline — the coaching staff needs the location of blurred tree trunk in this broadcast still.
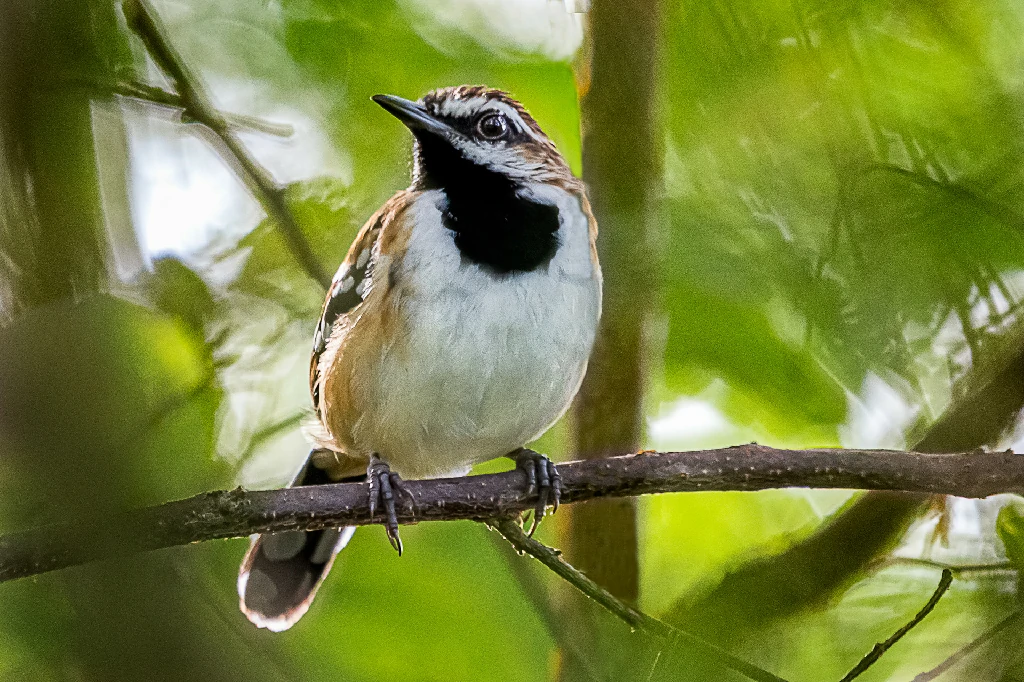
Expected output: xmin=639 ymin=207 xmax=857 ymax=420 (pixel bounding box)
xmin=0 ymin=3 xmax=287 ymax=680
xmin=0 ymin=0 xmax=118 ymax=312
xmin=0 ymin=0 xmax=131 ymax=513
xmin=558 ymin=0 xmax=662 ymax=677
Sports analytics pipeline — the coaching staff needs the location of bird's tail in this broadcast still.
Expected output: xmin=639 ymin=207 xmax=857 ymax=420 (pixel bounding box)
xmin=238 ymin=456 xmax=357 ymax=631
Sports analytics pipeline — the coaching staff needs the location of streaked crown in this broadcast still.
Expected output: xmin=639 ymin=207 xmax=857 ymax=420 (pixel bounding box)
xmin=373 ymin=86 xmax=573 ymax=188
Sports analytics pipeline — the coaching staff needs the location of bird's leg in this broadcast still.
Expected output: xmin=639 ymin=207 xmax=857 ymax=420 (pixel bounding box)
xmin=367 ymin=453 xmax=408 ymax=555
xmin=510 ymin=448 xmax=562 ymax=536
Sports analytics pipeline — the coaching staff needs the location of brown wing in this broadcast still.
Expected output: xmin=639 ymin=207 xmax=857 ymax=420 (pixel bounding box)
xmin=309 ymin=212 xmax=384 ymax=417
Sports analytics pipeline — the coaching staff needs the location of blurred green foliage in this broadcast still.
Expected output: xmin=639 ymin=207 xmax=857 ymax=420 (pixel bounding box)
xmin=2 ymin=0 xmax=1024 ymax=679
xmin=998 ymin=504 xmax=1024 ymax=569
xmin=661 ymin=0 xmax=1024 ymax=436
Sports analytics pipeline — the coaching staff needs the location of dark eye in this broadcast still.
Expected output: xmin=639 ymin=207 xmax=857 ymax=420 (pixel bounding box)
xmin=476 ymin=113 xmax=509 ymax=140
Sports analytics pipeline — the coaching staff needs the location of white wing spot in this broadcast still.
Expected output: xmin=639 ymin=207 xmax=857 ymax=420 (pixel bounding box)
xmin=355 ymin=279 xmax=367 ymax=297
xmin=338 ymin=276 xmax=355 ymax=293
xmin=356 ymin=248 xmax=370 ymax=269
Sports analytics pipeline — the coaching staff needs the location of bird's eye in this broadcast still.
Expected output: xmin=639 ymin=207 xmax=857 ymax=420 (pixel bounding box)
xmin=476 ymin=113 xmax=509 ymax=141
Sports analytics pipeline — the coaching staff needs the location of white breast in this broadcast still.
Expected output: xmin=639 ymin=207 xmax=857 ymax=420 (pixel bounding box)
xmin=353 ymin=186 xmax=600 ymax=479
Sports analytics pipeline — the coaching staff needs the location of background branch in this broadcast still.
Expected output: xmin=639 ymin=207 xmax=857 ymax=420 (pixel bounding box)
xmin=122 ymin=0 xmax=331 ymax=289
xmin=484 ymin=530 xmax=600 ymax=679
xmin=911 ymin=609 xmax=1024 ymax=681
xmin=110 ymin=80 xmax=295 ymax=137
xmin=670 ymin=337 xmax=1024 ymax=635
xmin=838 ymin=569 xmax=952 ymax=682
xmin=3 ymin=445 xmax=1023 ymax=584
xmin=488 ymin=518 xmax=787 ymax=682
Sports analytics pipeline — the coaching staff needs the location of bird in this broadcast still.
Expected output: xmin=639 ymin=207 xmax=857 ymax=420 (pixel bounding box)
xmin=237 ymin=85 xmax=602 ymax=631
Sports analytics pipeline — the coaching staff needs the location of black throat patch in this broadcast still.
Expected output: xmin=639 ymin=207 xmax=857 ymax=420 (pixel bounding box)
xmin=414 ymin=132 xmax=560 ymax=274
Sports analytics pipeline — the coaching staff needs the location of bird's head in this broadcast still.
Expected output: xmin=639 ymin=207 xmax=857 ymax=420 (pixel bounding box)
xmin=372 ymin=86 xmax=573 ymax=190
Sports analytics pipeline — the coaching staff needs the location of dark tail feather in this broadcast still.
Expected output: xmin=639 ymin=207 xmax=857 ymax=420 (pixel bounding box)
xmin=238 ymin=457 xmax=358 ymax=631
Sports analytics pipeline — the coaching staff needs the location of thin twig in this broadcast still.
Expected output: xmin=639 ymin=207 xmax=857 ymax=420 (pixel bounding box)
xmin=67 ymin=76 xmax=295 ymax=136
xmin=484 ymin=530 xmax=601 ymax=680
xmin=674 ymin=328 xmax=1024 ymax=630
xmin=235 ymin=412 xmax=305 ymax=467
xmin=3 ymin=445 xmax=1024 ymax=583
xmin=122 ymin=0 xmax=331 ymax=289
xmin=871 ymin=556 xmax=1016 ymax=576
xmin=113 ymin=81 xmax=295 ymax=137
xmin=486 ymin=517 xmax=788 ymax=682
xmin=911 ymin=609 xmax=1023 ymax=682
xmin=838 ymin=569 xmax=954 ymax=682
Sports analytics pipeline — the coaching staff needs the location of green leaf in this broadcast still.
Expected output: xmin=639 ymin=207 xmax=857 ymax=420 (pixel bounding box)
xmin=0 ymin=295 xmax=224 ymax=521
xmin=232 ymin=176 xmax=360 ymax=315
xmin=661 ymin=288 xmax=848 ymax=435
xmin=997 ymin=503 xmax=1024 ymax=569
xmin=144 ymin=256 xmax=216 ymax=339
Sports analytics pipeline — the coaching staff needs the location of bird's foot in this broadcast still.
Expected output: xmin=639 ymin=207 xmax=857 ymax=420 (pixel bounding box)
xmin=367 ymin=454 xmax=409 ymax=555
xmin=512 ymin=448 xmax=562 ymax=536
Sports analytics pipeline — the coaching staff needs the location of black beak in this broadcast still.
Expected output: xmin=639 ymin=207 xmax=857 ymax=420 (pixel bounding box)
xmin=372 ymin=94 xmax=453 ymax=137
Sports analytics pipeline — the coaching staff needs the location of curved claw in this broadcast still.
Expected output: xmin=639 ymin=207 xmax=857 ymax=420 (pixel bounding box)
xmin=513 ymin=448 xmax=561 ymax=536
xmin=368 ymin=455 xmax=404 ymax=555
xmin=535 ymin=459 xmax=551 ymax=523
xmin=549 ymin=459 xmax=562 ymax=513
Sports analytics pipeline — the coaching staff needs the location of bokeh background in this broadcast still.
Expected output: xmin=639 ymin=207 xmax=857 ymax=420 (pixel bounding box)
xmin=2 ymin=0 xmax=1024 ymax=680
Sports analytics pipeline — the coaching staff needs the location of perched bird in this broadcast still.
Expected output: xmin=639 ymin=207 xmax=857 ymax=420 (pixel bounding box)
xmin=238 ymin=86 xmax=602 ymax=631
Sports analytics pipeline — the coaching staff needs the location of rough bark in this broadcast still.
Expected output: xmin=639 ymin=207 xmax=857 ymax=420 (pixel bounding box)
xmin=4 ymin=445 xmax=1023 ymax=584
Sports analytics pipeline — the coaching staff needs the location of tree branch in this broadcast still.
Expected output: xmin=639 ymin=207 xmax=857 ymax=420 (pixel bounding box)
xmin=911 ymin=608 xmax=1023 ymax=681
xmin=487 ymin=518 xmax=788 ymax=682
xmin=3 ymin=445 xmax=1023 ymax=584
xmin=121 ymin=0 xmax=332 ymax=289
xmin=670 ymin=336 xmax=1024 ymax=634
xmin=838 ymin=569 xmax=953 ymax=682
xmin=111 ymin=80 xmax=295 ymax=137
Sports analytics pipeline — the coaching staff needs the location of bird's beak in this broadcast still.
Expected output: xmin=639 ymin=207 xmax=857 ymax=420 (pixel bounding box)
xmin=372 ymin=94 xmax=453 ymax=137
